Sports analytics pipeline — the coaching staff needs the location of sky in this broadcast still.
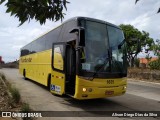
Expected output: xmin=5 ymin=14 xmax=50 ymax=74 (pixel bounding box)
xmin=0 ymin=0 xmax=160 ymax=62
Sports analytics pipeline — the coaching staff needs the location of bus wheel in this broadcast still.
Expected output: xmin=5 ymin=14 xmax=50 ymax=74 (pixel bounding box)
xmin=23 ymin=69 xmax=26 ymax=80
xmin=47 ymin=74 xmax=51 ymax=90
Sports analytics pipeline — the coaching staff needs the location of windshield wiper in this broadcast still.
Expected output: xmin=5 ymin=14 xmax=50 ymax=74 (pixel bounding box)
xmin=118 ymin=39 xmax=125 ymax=49
xmin=87 ymin=50 xmax=112 ymax=81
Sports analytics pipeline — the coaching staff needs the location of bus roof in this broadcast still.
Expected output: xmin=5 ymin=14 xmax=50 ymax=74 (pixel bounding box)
xmin=64 ymin=16 xmax=121 ymax=29
xmin=21 ymin=16 xmax=121 ymax=49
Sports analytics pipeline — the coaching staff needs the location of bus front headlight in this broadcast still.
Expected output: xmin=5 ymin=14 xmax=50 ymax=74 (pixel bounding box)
xmin=82 ymin=88 xmax=87 ymax=92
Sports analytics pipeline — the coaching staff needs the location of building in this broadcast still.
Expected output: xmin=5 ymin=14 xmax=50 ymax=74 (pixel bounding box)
xmin=0 ymin=56 xmax=4 ymax=64
xmin=140 ymin=57 xmax=158 ymax=64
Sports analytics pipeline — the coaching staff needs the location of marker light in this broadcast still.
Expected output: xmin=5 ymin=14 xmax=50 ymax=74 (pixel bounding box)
xmin=122 ymin=86 xmax=127 ymax=90
xmin=82 ymin=88 xmax=87 ymax=92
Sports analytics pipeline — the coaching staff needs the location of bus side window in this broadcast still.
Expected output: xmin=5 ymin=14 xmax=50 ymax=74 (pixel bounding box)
xmin=53 ymin=45 xmax=64 ymax=71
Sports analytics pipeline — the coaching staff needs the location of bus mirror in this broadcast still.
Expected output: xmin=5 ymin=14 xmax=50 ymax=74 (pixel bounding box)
xmin=69 ymin=27 xmax=85 ymax=46
xmin=79 ymin=28 xmax=85 ymax=46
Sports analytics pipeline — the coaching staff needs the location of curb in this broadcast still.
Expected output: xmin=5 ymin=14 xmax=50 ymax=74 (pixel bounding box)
xmin=128 ymin=79 xmax=160 ymax=85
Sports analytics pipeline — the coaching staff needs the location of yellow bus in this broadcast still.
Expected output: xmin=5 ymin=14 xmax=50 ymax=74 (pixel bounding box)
xmin=19 ymin=17 xmax=127 ymax=100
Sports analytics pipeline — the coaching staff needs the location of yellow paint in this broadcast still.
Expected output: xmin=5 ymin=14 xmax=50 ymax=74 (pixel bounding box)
xmin=19 ymin=49 xmax=52 ymax=86
xmin=19 ymin=49 xmax=127 ymax=100
xmin=50 ymin=71 xmax=65 ymax=95
xmin=74 ymin=76 xmax=127 ymax=100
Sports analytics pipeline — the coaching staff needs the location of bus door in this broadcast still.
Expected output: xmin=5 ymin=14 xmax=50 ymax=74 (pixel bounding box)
xmin=65 ymin=43 xmax=76 ymax=96
xmin=51 ymin=43 xmax=76 ymax=96
xmin=51 ymin=43 xmax=66 ymax=95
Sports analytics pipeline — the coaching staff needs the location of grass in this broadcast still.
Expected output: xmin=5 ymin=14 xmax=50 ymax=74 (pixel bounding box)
xmin=1 ymin=74 xmax=6 ymax=80
xmin=9 ymin=86 xmax=21 ymax=103
xmin=21 ymin=103 xmax=31 ymax=112
xmin=0 ymin=73 xmax=21 ymax=109
xmin=21 ymin=103 xmax=33 ymax=120
xmin=1 ymin=73 xmax=21 ymax=104
xmin=0 ymin=72 xmax=33 ymax=120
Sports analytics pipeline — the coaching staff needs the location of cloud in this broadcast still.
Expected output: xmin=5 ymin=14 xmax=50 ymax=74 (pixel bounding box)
xmin=0 ymin=0 xmax=160 ymax=62
xmin=0 ymin=26 xmax=51 ymax=62
xmin=0 ymin=31 xmax=10 ymax=37
xmin=124 ymin=13 xmax=151 ymax=29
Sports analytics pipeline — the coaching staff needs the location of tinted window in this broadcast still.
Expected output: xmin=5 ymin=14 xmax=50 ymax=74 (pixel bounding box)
xmin=53 ymin=44 xmax=64 ymax=71
xmin=61 ymin=20 xmax=77 ymax=42
xmin=29 ymin=36 xmax=46 ymax=54
xmin=21 ymin=44 xmax=31 ymax=56
xmin=21 ymin=49 xmax=29 ymax=56
xmin=80 ymin=20 xmax=109 ymax=72
xmin=21 ymin=24 xmax=64 ymax=56
xmin=20 ymin=20 xmax=78 ymax=56
xmin=45 ymin=26 xmax=62 ymax=49
xmin=107 ymin=25 xmax=124 ymax=47
xmin=36 ymin=37 xmax=45 ymax=52
xmin=30 ymin=41 xmax=37 ymax=54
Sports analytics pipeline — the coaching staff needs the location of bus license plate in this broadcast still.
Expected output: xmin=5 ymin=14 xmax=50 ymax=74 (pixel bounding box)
xmin=105 ymin=91 xmax=114 ymax=95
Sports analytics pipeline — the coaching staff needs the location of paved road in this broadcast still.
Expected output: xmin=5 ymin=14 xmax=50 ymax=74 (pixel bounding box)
xmin=0 ymin=68 xmax=160 ymax=120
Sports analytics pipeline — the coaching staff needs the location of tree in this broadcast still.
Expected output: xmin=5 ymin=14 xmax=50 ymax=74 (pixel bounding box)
xmin=0 ymin=0 xmax=69 ymax=26
xmin=147 ymin=39 xmax=160 ymax=70
xmin=152 ymin=39 xmax=160 ymax=59
xmin=145 ymin=53 xmax=152 ymax=67
xmin=135 ymin=0 xmax=160 ymax=13
xmin=119 ymin=24 xmax=154 ymax=67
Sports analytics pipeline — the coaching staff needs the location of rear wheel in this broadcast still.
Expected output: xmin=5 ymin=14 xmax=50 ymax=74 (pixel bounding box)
xmin=23 ymin=69 xmax=26 ymax=80
xmin=47 ymin=74 xmax=51 ymax=90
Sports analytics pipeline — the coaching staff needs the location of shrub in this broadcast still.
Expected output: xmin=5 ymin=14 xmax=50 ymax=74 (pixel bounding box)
xmin=134 ymin=58 xmax=140 ymax=68
xmin=1 ymin=74 xmax=6 ymax=80
xmin=9 ymin=87 xmax=21 ymax=103
xmin=21 ymin=103 xmax=32 ymax=120
xmin=21 ymin=103 xmax=31 ymax=112
xmin=148 ymin=59 xmax=160 ymax=70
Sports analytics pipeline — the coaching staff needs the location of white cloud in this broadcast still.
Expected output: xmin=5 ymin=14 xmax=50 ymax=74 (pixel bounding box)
xmin=0 ymin=31 xmax=10 ymax=37
xmin=125 ymin=13 xmax=151 ymax=29
xmin=0 ymin=0 xmax=160 ymax=62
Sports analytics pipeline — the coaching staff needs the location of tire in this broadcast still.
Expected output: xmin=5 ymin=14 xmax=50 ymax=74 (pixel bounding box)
xmin=47 ymin=74 xmax=51 ymax=90
xmin=23 ymin=69 xmax=26 ymax=80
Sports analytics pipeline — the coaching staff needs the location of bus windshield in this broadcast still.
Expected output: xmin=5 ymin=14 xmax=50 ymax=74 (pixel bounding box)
xmin=80 ymin=20 xmax=126 ymax=75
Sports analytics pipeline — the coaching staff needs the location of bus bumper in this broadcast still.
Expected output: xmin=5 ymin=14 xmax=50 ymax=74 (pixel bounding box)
xmin=74 ymin=85 xmax=127 ymax=100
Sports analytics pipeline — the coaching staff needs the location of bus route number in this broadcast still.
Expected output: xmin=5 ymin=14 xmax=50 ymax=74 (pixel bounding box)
xmin=107 ymin=80 xmax=114 ymax=84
